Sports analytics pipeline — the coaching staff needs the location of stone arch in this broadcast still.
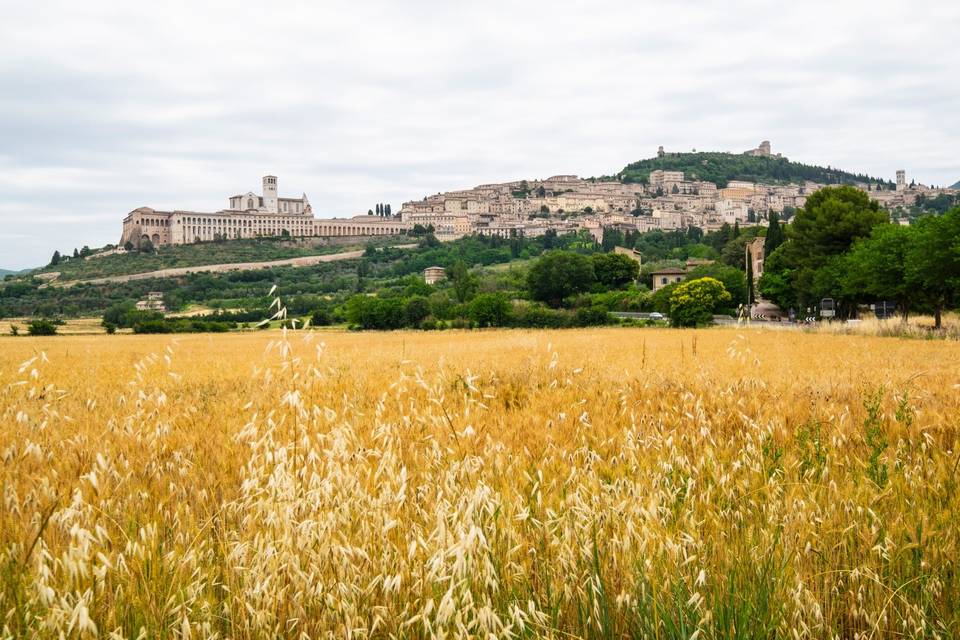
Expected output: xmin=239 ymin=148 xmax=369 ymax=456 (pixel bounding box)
xmin=151 ymin=234 xmax=160 ymax=245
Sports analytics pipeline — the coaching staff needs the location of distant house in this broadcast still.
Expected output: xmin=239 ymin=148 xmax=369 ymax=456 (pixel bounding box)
xmin=136 ymin=291 xmax=166 ymax=312
xmin=651 ymin=267 xmax=686 ymax=292
xmin=423 ymin=266 xmax=446 ymax=285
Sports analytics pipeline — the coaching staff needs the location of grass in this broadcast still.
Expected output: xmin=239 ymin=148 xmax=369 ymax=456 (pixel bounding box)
xmin=0 ymin=327 xmax=958 ymax=638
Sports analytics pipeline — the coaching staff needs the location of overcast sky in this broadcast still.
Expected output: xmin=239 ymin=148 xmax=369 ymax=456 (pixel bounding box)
xmin=1 ymin=0 xmax=958 ymax=269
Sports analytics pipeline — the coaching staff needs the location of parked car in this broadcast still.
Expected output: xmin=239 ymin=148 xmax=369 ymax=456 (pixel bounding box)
xmin=648 ymin=312 xmax=664 ymax=321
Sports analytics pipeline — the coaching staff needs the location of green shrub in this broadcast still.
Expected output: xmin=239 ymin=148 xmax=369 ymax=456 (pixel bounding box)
xmin=27 ymin=319 xmax=57 ymax=336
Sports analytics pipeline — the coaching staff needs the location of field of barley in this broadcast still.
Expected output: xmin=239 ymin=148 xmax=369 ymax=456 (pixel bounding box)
xmin=1 ymin=328 xmax=959 ymax=639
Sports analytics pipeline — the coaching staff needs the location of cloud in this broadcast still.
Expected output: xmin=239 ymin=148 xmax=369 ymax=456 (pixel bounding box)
xmin=0 ymin=0 xmax=958 ymax=268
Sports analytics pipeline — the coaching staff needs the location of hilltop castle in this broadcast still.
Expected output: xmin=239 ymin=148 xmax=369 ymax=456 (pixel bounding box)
xmin=120 ymin=176 xmax=406 ymax=248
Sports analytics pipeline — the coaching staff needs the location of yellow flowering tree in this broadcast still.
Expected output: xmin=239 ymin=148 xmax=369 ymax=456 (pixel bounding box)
xmin=669 ymin=276 xmax=731 ymax=327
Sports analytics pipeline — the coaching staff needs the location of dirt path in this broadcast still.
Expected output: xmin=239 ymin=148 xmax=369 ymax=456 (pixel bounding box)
xmin=52 ymin=245 xmax=417 ymax=288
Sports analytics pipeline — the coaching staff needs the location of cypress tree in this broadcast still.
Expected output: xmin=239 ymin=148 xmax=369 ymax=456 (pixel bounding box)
xmin=765 ymin=211 xmax=784 ymax=255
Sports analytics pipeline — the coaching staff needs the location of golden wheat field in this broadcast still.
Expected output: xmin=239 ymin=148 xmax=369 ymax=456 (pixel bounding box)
xmin=1 ymin=328 xmax=959 ymax=639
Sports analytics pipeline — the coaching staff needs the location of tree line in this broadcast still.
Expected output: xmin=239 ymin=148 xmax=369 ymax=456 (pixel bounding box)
xmin=759 ymin=186 xmax=960 ymax=327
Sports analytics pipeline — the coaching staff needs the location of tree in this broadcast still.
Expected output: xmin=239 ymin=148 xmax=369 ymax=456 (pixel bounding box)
xmin=906 ymin=207 xmax=960 ymax=328
xmin=385 ymin=204 xmax=391 ymax=216
xmin=527 ymin=251 xmax=595 ymax=307
xmin=542 ymin=229 xmax=558 ymax=249
xmin=140 ymin=238 xmax=155 ymax=254
xmin=468 ymin=293 xmax=511 ymax=327
xmin=368 ymin=209 xmax=374 ymax=216
xmin=842 ymin=223 xmax=916 ymax=320
xmin=746 ymin=253 xmax=755 ymax=304
xmin=50 ymin=250 xmax=61 ymax=266
xmin=761 ymin=186 xmax=887 ymax=310
xmin=592 ymin=252 xmax=639 ymax=288
xmin=73 ymin=248 xmax=80 ymax=259
xmin=448 ymin=260 xmax=479 ymax=303
xmin=403 ymin=296 xmax=431 ymax=326
xmin=123 ymin=241 xmax=135 ymax=251
xmin=668 ymin=277 xmax=731 ymax=327
xmin=600 ymin=227 xmax=625 ymax=252
xmin=764 ymin=211 xmax=785 ymax=255
xmin=685 ymin=263 xmax=747 ymax=307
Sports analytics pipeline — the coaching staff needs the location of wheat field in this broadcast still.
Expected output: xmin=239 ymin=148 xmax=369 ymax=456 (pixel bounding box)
xmin=1 ymin=328 xmax=958 ymax=639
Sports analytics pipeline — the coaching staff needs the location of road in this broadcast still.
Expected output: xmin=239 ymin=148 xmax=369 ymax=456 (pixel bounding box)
xmin=51 ymin=244 xmax=418 ymax=288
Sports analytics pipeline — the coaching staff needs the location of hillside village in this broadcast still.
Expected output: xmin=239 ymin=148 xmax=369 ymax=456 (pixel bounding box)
xmin=399 ymin=141 xmax=958 ymax=241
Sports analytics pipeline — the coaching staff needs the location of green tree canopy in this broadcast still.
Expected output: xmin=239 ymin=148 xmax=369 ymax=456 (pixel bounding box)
xmin=764 ymin=211 xmax=785 ymax=255
xmin=760 ymin=186 xmax=888 ymax=310
xmin=527 ymin=251 xmax=595 ymax=307
xmin=468 ymin=293 xmax=512 ymax=327
xmin=842 ymin=223 xmax=916 ymax=319
xmin=905 ymin=207 xmax=960 ymax=328
xmin=592 ymin=252 xmax=639 ymax=288
xmin=685 ymin=263 xmax=747 ymax=306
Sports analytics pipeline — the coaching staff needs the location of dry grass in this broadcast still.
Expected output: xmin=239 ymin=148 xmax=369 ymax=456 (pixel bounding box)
xmin=1 ymin=328 xmax=958 ymax=638
xmin=808 ymin=313 xmax=960 ymax=340
xmin=0 ymin=318 xmax=107 ymax=336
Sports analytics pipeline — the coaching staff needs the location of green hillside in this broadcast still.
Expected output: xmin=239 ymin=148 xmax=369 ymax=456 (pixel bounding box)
xmin=615 ymin=152 xmax=894 ymax=188
xmin=33 ymin=236 xmax=405 ymax=281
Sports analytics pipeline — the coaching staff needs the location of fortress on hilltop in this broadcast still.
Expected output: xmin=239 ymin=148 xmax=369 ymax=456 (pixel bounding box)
xmin=120 ymin=176 xmax=407 ymax=249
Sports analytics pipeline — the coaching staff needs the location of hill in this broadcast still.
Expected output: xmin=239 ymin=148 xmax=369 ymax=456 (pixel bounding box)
xmin=951 ymin=180 xmax=960 ymax=190
xmin=31 ymin=236 xmax=405 ymax=282
xmin=615 ymin=151 xmax=894 ymax=188
xmin=0 ymin=269 xmax=16 ymax=278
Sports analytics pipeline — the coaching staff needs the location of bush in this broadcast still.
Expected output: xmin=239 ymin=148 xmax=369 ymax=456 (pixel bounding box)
xmin=574 ymin=305 xmax=613 ymax=327
xmin=103 ymin=321 xmax=117 ymax=334
xmin=27 ymin=319 xmax=58 ymax=336
xmin=310 ymin=308 xmax=333 ymax=326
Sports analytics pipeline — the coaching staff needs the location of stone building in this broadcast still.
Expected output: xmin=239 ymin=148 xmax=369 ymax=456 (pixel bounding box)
xmin=746 ymin=236 xmax=765 ymax=281
xmin=651 ymin=267 xmax=686 ymax=292
xmin=423 ymin=266 xmax=446 ymax=285
xmin=120 ymin=176 xmax=408 ymax=248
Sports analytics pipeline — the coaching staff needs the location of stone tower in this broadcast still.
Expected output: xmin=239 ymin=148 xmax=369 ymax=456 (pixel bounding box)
xmin=896 ymin=170 xmax=906 ymax=191
xmin=263 ymin=175 xmax=278 ymax=213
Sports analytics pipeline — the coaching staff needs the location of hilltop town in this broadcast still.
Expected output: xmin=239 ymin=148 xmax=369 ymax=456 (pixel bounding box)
xmin=109 ymin=141 xmax=957 ymax=254
xmin=398 ymin=141 xmax=957 ymax=241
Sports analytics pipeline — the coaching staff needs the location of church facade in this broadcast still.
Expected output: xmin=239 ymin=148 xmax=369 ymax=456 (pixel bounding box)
xmin=120 ymin=176 xmax=407 ymax=248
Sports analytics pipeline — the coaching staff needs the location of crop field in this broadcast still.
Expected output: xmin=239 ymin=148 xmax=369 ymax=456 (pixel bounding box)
xmin=1 ymin=328 xmax=959 ymax=638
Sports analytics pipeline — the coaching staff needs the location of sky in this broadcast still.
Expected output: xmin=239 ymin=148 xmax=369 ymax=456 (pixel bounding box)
xmin=1 ymin=0 xmax=958 ymax=269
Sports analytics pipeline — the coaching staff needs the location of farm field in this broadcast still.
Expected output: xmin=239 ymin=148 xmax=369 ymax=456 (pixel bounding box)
xmin=1 ymin=328 xmax=959 ymax=638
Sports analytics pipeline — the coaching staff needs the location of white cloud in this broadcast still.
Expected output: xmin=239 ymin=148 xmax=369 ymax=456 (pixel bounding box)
xmin=0 ymin=0 xmax=957 ymax=268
